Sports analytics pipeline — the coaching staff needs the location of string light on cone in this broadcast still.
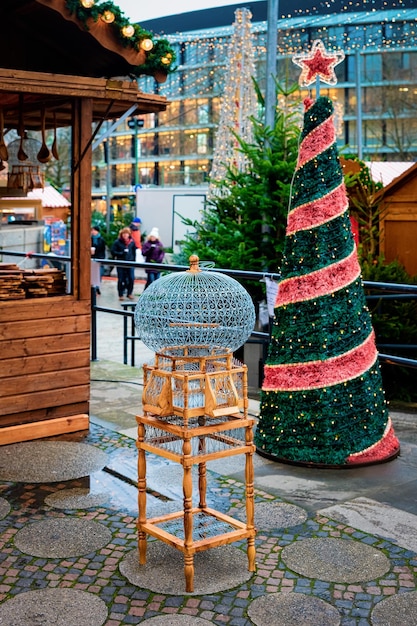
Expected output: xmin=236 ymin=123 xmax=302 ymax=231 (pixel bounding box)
xmin=293 ymin=39 xmax=345 ymax=87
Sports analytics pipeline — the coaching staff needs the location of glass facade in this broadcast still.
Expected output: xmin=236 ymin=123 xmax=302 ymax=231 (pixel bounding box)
xmin=91 ymin=6 xmax=417 ymax=199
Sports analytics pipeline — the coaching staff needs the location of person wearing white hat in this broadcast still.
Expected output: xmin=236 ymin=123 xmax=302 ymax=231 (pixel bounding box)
xmin=141 ymin=227 xmax=165 ymax=289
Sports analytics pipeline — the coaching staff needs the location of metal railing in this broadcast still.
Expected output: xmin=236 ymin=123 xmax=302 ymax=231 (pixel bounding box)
xmin=1 ymin=249 xmax=417 ymax=371
xmin=90 ymin=259 xmax=417 ymax=372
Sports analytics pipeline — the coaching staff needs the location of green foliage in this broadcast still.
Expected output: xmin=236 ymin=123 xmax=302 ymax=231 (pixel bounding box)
xmin=178 ymin=81 xmax=301 ymax=301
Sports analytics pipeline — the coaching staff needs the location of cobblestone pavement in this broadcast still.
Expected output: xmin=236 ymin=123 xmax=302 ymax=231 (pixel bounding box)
xmin=0 ymin=421 xmax=417 ymax=625
xmin=0 ymin=277 xmax=416 ymax=624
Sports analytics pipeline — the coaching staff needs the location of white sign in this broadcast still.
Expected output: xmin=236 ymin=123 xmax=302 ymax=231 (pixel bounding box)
xmin=265 ymin=277 xmax=279 ymax=317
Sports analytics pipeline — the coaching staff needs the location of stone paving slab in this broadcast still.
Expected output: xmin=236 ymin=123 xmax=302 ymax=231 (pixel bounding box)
xmin=371 ymin=590 xmax=417 ymax=625
xmin=0 ymin=496 xmax=10 ymax=520
xmin=0 ymin=441 xmax=107 ymax=483
xmin=233 ymin=501 xmax=308 ymax=530
xmin=319 ymin=496 xmax=417 ymax=553
xmin=248 ymin=592 xmax=341 ymax=626
xmin=14 ymin=517 xmax=112 ymax=558
xmin=0 ymin=588 xmax=107 ymax=626
xmin=44 ymin=487 xmax=109 ymax=510
xmin=281 ymin=537 xmax=391 ymax=584
xmin=120 ymin=543 xmax=254 ymax=596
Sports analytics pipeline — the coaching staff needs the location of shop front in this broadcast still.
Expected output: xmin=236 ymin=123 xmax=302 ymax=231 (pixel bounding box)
xmin=0 ymin=0 xmax=171 ymax=443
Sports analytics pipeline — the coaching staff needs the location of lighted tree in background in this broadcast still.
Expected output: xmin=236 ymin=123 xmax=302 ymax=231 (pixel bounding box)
xmin=255 ymin=41 xmax=400 ymax=466
xmin=208 ymin=7 xmax=258 ymax=196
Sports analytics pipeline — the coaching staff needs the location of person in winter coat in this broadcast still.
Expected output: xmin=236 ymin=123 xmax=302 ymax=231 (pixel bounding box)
xmin=141 ymin=227 xmax=165 ymax=289
xmin=129 ymin=217 xmax=143 ymax=262
xmin=111 ymin=227 xmax=136 ymax=301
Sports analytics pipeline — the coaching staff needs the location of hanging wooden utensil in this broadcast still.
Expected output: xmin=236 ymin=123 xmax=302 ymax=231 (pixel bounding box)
xmin=37 ymin=106 xmax=51 ymax=164
xmin=51 ymin=111 xmax=59 ymax=160
xmin=0 ymin=107 xmax=8 ymax=162
xmin=17 ymin=96 xmax=28 ymax=162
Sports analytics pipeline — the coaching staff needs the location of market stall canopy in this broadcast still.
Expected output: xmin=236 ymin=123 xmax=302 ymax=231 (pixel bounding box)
xmin=28 ymin=186 xmax=71 ymax=208
xmin=0 ymin=0 xmax=171 ymax=130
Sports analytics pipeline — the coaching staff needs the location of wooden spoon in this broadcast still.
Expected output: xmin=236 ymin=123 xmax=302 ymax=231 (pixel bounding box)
xmin=17 ymin=96 xmax=28 ymax=161
xmin=51 ymin=112 xmax=59 ymax=160
xmin=0 ymin=107 xmax=8 ymax=162
xmin=37 ymin=106 xmax=51 ymax=163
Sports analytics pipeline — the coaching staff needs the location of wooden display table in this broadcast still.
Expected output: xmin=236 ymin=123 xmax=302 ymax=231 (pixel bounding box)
xmin=136 ymin=412 xmax=256 ymax=593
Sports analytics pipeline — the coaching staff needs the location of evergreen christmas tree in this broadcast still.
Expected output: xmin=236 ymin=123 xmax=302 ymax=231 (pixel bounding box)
xmin=255 ymin=42 xmax=400 ymax=466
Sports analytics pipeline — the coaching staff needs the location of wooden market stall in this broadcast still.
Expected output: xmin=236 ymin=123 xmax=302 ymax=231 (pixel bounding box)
xmin=378 ymin=162 xmax=417 ymax=277
xmin=0 ymin=0 xmax=171 ymax=444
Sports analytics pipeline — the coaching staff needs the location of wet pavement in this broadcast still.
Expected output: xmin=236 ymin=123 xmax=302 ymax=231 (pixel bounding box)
xmin=0 ymin=275 xmax=416 ymax=625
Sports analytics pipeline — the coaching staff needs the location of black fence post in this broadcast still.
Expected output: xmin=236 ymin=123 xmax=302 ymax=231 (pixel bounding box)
xmin=91 ymin=286 xmax=98 ymax=361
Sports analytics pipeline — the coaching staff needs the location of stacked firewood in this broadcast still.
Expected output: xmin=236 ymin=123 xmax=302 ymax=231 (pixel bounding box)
xmin=0 ymin=263 xmax=25 ymax=300
xmin=23 ymin=268 xmax=67 ymax=297
xmin=0 ymin=263 xmax=67 ymax=299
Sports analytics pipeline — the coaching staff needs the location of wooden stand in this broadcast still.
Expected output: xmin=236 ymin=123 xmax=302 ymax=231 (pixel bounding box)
xmin=136 ymin=348 xmax=256 ymax=593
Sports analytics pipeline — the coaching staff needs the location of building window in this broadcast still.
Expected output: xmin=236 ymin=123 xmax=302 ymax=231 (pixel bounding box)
xmin=197 ymin=133 xmax=208 ymax=155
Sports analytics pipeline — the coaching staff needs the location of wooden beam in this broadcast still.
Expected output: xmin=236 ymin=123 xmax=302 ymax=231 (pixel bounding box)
xmin=0 ymin=414 xmax=89 ymax=445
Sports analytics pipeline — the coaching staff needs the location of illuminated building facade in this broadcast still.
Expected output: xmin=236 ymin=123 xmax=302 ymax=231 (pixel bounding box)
xmin=92 ymin=0 xmax=417 ymax=203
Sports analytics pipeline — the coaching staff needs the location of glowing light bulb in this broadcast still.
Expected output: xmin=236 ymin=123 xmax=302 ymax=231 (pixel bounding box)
xmin=80 ymin=0 xmax=94 ymax=7
xmin=140 ymin=38 xmax=154 ymax=51
xmin=121 ymin=24 xmax=135 ymax=38
xmin=101 ymin=10 xmax=115 ymax=24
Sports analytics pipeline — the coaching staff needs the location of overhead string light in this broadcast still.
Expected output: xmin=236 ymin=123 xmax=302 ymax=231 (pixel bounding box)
xmin=132 ymin=1 xmax=416 ymax=97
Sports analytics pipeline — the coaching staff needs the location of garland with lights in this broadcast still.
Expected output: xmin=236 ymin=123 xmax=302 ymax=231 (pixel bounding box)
xmin=255 ymin=95 xmax=400 ymax=467
xmin=64 ymin=0 xmax=176 ymax=77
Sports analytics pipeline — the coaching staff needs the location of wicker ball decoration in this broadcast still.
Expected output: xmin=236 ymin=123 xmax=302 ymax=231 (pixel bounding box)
xmin=135 ymin=255 xmax=255 ymax=352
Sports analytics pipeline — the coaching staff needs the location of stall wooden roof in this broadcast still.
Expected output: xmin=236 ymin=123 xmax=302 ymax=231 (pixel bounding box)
xmin=0 ymin=0 xmax=169 ymax=130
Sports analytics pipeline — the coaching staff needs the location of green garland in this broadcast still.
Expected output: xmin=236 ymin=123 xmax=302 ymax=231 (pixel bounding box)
xmin=64 ymin=0 xmax=176 ymax=77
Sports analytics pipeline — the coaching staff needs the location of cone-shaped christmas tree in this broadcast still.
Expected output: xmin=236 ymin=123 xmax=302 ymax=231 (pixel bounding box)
xmin=255 ymin=93 xmax=400 ymax=466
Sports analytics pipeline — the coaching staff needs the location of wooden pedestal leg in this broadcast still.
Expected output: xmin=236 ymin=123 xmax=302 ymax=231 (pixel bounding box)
xmin=198 ymin=417 xmax=207 ymax=509
xmin=137 ymin=420 xmax=147 ymax=565
xmin=183 ymin=437 xmax=194 ymax=592
xmin=198 ymin=461 xmax=207 ymax=509
xmin=245 ymin=423 xmax=256 ymax=572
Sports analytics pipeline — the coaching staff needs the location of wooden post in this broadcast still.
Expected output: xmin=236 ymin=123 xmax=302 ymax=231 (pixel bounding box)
xmin=71 ymin=97 xmax=93 ymax=301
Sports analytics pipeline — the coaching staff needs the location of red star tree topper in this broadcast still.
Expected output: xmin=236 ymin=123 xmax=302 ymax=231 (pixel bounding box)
xmin=293 ymin=39 xmax=345 ymax=87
